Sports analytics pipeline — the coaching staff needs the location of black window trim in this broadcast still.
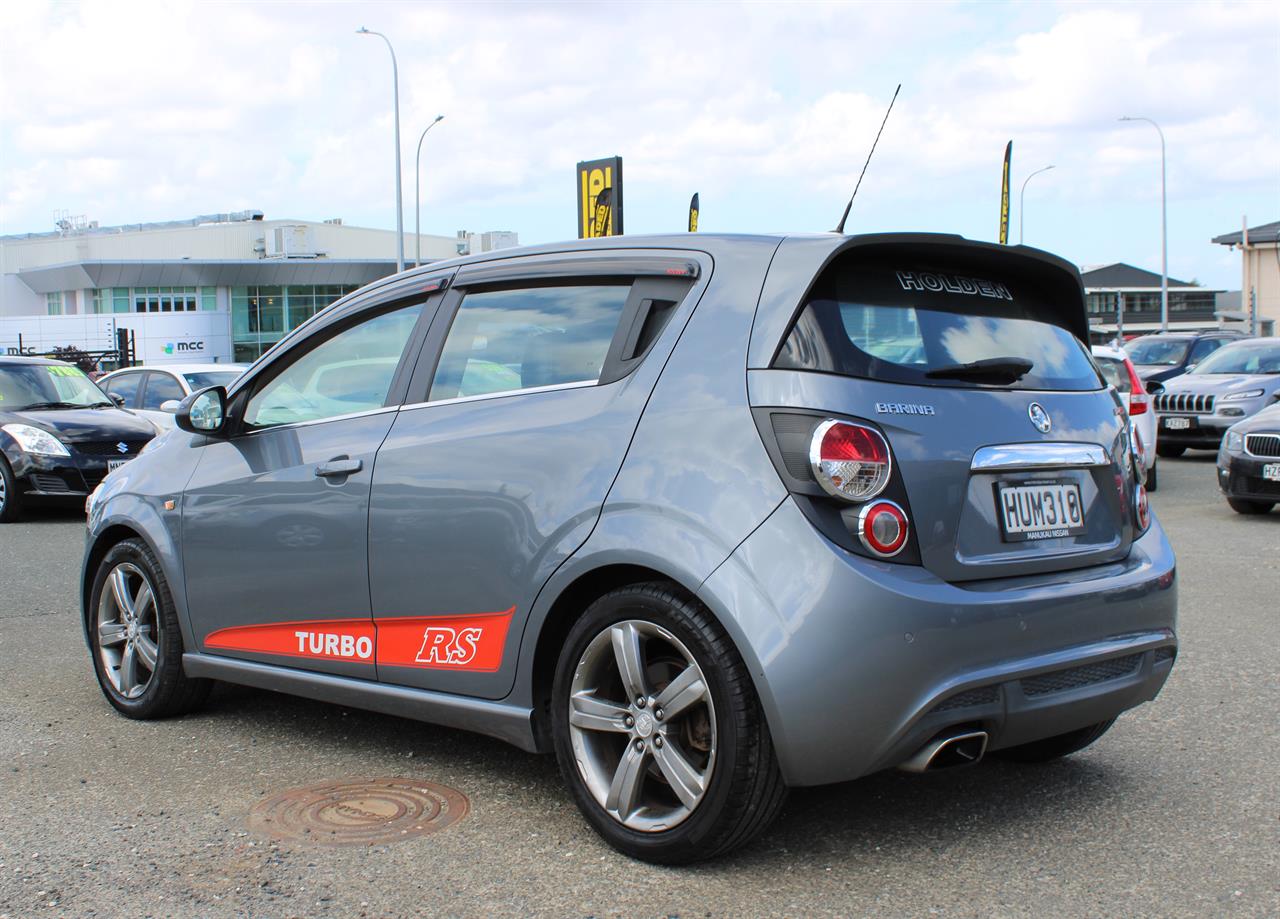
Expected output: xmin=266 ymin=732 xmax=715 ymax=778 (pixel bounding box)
xmin=400 ymin=261 xmax=701 ymax=408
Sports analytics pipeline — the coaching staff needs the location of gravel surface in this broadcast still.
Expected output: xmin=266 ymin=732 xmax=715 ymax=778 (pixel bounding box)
xmin=1 ymin=455 xmax=1276 ymax=918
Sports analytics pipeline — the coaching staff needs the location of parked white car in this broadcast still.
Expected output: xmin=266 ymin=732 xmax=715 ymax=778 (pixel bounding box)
xmin=1093 ymin=345 xmax=1160 ymax=490
xmin=98 ymin=364 xmax=248 ymax=430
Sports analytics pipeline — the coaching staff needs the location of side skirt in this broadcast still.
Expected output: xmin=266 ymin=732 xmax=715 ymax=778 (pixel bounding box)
xmin=182 ymin=652 xmax=539 ymax=753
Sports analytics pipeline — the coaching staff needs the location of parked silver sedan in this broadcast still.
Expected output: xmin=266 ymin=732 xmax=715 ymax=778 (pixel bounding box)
xmin=98 ymin=364 xmax=248 ymax=430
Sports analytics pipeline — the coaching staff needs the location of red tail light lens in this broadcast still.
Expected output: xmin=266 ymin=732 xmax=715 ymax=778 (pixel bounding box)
xmin=1134 ymin=483 xmax=1150 ymax=532
xmin=1125 ymin=358 xmax=1148 ymax=416
xmin=809 ymin=419 xmax=892 ymax=501
xmin=859 ymin=500 xmax=910 ymax=557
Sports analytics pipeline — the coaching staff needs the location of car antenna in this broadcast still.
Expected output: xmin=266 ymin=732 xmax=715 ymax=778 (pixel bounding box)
xmin=832 ymin=83 xmax=901 ymax=234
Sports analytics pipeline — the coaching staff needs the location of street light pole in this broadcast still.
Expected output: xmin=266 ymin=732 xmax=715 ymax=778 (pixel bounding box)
xmin=414 ymin=115 xmax=445 ymax=268
xmin=1018 ymin=165 xmax=1055 ymax=245
xmin=357 ymin=27 xmax=404 ymax=273
xmin=1120 ymin=116 xmax=1168 ymax=331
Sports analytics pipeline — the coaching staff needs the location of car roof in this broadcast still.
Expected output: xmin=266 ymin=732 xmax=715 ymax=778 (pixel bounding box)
xmin=1091 ymin=345 xmax=1127 ymax=359
xmin=0 ymin=355 xmax=70 ymax=367
xmin=102 ymin=363 xmax=247 ymax=375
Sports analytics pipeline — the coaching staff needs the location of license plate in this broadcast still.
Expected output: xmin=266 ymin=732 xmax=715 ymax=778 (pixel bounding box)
xmin=996 ymin=480 xmax=1086 ymax=542
xmin=107 ymin=457 xmax=132 ymax=472
xmin=1163 ymin=417 xmax=1192 ymax=430
xmin=1264 ymin=463 xmax=1280 ymax=482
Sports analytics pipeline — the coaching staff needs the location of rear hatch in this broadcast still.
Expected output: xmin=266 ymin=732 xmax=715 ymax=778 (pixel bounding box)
xmin=748 ymin=236 xmax=1139 ymax=583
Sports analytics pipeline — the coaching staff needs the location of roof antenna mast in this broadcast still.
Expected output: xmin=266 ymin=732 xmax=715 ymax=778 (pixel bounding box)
xmin=832 ymin=83 xmax=901 ymax=234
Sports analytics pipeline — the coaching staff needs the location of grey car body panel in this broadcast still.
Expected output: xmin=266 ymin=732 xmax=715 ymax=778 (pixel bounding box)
xmin=369 ymin=248 xmax=716 ymax=698
xmin=747 ymin=370 xmax=1133 ymax=582
xmin=699 ymin=497 xmax=1176 ymax=786
xmin=82 ymin=231 xmax=1178 ymax=792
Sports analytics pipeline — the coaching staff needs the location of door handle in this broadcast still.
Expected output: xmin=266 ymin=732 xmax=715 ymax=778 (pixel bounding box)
xmin=315 ymin=458 xmax=363 ymax=478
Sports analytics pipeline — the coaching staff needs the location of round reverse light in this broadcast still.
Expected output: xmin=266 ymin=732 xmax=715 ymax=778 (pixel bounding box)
xmin=858 ymin=500 xmax=910 ymax=557
xmin=809 ymin=419 xmax=892 ymax=502
xmin=1134 ymin=483 xmax=1150 ymax=532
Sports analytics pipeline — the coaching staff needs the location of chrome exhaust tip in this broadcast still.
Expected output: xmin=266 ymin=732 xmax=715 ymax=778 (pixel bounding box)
xmin=898 ymin=729 xmax=989 ymax=773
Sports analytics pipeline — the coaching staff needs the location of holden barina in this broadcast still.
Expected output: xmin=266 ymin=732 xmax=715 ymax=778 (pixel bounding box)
xmin=82 ymin=233 xmax=1177 ymax=863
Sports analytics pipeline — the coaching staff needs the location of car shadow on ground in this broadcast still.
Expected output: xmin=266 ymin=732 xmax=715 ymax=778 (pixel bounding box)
xmin=197 ymin=682 xmax=1141 ymax=870
xmin=12 ymin=504 xmax=86 ymax=523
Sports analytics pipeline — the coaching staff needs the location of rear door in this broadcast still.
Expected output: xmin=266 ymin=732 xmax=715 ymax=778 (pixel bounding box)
xmin=368 ymin=251 xmax=706 ymax=698
xmin=749 ymin=239 xmax=1134 ymax=583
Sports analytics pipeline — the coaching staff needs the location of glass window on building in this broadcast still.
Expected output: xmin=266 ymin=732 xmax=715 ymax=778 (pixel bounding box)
xmin=46 ymin=292 xmax=64 ymax=315
xmin=90 ymin=288 xmax=132 ymax=314
xmin=133 ymin=286 xmax=200 ymax=313
xmin=200 ymin=287 xmax=217 ymax=311
xmin=231 ymin=284 xmax=357 ymax=363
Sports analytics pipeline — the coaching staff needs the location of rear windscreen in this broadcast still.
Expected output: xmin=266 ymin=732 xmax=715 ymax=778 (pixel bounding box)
xmin=774 ymin=258 xmax=1102 ymax=392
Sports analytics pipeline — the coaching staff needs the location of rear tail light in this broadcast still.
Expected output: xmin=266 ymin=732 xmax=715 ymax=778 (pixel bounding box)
xmin=1134 ymin=483 xmax=1150 ymax=532
xmin=858 ymin=500 xmax=910 ymax=557
xmin=1125 ymin=359 xmax=1148 ymax=416
xmin=809 ymin=419 xmax=892 ymax=502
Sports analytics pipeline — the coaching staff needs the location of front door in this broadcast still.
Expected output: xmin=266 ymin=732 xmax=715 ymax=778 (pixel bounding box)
xmin=182 ymin=300 xmax=430 ymax=678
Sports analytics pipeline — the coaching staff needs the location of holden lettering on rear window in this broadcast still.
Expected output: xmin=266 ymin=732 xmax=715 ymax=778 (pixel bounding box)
xmin=896 ymin=271 xmax=1013 ymax=301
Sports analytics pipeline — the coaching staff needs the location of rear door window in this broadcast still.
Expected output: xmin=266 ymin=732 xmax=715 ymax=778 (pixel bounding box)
xmin=774 ymin=260 xmax=1101 ymax=391
xmin=428 ymin=284 xmax=631 ymax=401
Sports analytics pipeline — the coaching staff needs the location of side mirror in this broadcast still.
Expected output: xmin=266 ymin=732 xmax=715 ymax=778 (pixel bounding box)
xmin=108 ymin=392 xmax=126 ymax=407
xmin=1146 ymin=380 xmax=1165 ymax=395
xmin=175 ymin=386 xmax=228 ymax=436
xmin=159 ymin=400 xmax=182 ymax=414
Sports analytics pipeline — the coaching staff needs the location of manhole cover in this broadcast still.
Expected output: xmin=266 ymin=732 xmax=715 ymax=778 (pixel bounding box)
xmin=248 ymin=777 xmax=469 ymax=847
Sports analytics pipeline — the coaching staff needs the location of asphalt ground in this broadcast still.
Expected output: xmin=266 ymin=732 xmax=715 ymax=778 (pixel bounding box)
xmin=1 ymin=453 xmax=1277 ymax=918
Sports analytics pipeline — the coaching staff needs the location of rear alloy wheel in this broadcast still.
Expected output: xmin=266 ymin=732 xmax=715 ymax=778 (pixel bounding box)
xmin=552 ymin=584 xmax=786 ymax=864
xmin=1156 ymin=443 xmax=1185 ymax=459
xmin=1227 ymin=497 xmax=1274 ymax=515
xmin=994 ymin=719 xmax=1115 ymax=763
xmin=89 ymin=538 xmax=211 ymax=718
xmin=0 ymin=456 xmax=22 ymax=523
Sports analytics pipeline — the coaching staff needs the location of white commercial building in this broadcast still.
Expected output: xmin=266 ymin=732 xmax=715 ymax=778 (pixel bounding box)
xmin=1 ymin=211 xmax=518 ymax=366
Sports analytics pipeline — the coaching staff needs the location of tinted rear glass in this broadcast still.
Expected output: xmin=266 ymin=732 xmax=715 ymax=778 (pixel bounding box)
xmin=1124 ymin=337 xmax=1189 ymax=366
xmin=1093 ymin=356 xmax=1131 ymax=393
xmin=774 ymin=260 xmax=1101 ymax=391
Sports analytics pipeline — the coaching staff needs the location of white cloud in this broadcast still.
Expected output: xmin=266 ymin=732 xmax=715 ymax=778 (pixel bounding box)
xmin=0 ymin=0 xmax=1276 ymax=288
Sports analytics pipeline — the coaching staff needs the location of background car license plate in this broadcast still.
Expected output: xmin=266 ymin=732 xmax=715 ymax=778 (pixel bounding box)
xmin=107 ymin=458 xmax=131 ymax=472
xmin=996 ymin=481 xmax=1086 ymax=542
xmin=1263 ymin=463 xmax=1280 ymax=482
xmin=1164 ymin=416 xmax=1192 ymax=430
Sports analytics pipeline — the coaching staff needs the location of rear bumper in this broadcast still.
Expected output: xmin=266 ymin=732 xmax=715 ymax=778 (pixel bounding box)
xmin=699 ymin=498 xmax=1177 ymax=787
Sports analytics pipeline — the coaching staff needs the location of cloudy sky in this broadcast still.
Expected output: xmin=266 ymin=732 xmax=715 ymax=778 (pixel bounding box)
xmin=1 ymin=0 xmax=1277 ymax=289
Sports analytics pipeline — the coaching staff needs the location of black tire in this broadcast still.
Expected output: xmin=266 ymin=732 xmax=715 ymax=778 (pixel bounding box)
xmin=0 ymin=456 xmax=23 ymax=523
xmin=1156 ymin=443 xmax=1185 ymax=459
xmin=551 ymin=583 xmax=787 ymax=864
xmin=994 ymin=719 xmax=1115 ymax=763
xmin=88 ymin=537 xmax=212 ymax=719
xmin=1227 ymin=497 xmax=1274 ymax=515
xmin=1144 ymin=460 xmax=1157 ymax=492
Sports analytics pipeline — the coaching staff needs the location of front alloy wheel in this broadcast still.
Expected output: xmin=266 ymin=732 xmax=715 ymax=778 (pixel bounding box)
xmin=97 ymin=562 xmax=161 ymax=699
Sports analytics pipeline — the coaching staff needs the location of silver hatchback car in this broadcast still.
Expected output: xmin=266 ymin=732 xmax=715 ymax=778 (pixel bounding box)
xmin=83 ymin=233 xmax=1177 ymax=863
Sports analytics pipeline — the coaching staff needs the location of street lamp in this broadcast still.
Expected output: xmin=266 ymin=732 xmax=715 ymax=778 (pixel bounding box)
xmin=1018 ymin=165 xmax=1055 ymax=245
xmin=1120 ymin=115 xmax=1168 ymax=331
xmin=414 ymin=114 xmax=445 ymax=268
xmin=357 ymin=27 xmax=404 ymax=273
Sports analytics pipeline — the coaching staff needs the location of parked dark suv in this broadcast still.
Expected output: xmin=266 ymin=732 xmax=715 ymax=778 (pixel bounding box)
xmin=82 ymin=233 xmax=1176 ymax=863
xmin=1124 ymin=330 xmax=1246 ymax=384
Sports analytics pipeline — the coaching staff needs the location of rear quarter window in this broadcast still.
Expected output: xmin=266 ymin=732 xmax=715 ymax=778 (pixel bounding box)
xmin=774 ymin=256 xmax=1102 ymax=392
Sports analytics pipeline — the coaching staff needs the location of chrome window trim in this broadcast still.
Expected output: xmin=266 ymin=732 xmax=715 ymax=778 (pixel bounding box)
xmin=237 ymin=404 xmax=400 ymax=437
xmin=400 ymin=379 xmax=599 ymax=413
xmin=971 ymin=443 xmax=1109 ymax=472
